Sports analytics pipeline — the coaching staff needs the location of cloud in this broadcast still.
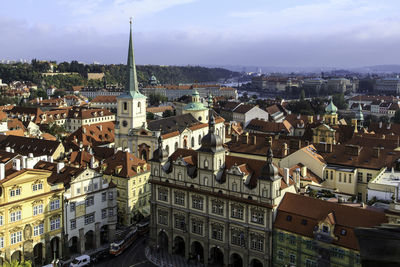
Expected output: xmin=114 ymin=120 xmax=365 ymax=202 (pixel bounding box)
xmin=228 ymin=11 xmax=264 ymax=19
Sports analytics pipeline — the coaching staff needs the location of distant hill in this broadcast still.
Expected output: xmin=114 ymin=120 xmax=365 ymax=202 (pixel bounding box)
xmin=351 ymin=65 xmax=400 ymax=73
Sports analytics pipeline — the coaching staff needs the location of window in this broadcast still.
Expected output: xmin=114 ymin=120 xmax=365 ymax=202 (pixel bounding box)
xmin=204 ymin=159 xmax=209 ymax=169
xmin=191 ymin=137 xmax=194 ymax=147
xmin=367 ymin=173 xmax=372 ymax=182
xmin=158 ymin=210 xmax=168 ymax=225
xmin=331 ymin=247 xmax=345 ymax=259
xmin=330 ymin=171 xmax=333 ymax=180
xmin=211 ymin=225 xmax=223 ymax=241
xmin=102 ymin=209 xmax=107 ymax=219
xmin=231 ymin=205 xmax=244 ymax=220
xmin=306 ymin=259 xmax=317 ymax=267
xmin=325 ymin=170 xmax=329 ymax=179
xmin=174 ymin=215 xmax=186 ymax=230
xmin=262 ymin=188 xmax=268 ymax=197
xmin=251 ymin=210 xmax=264 ymax=224
xmin=108 ymin=192 xmax=114 ymax=200
xmin=70 ymin=220 xmax=76 ymax=230
xmin=358 ymin=172 xmax=363 ymax=182
xmin=102 ymin=192 xmax=107 ymax=202
xmin=306 ymin=240 xmax=314 ymax=250
xmin=33 ymin=204 xmax=43 ymax=216
xmin=339 ymin=173 xmax=342 ymax=182
xmin=32 ymin=183 xmax=43 ymax=191
xmin=232 ymin=182 xmax=238 ymax=192
xmin=289 ymin=254 xmax=296 ymax=264
xmin=341 ymin=229 xmax=347 ymax=236
xmin=158 ymin=189 xmax=168 ymax=202
xmin=84 ymin=214 xmax=95 ymax=225
xmin=10 ymin=188 xmax=21 ymax=197
xmin=286 ymin=215 xmax=292 ymax=221
xmin=277 ymin=250 xmax=284 ymax=261
xmin=212 ymin=201 xmax=224 ymax=215
xmin=174 ymin=192 xmax=185 ymax=206
xmin=288 ymin=235 xmax=296 ymax=245
xmin=10 ymin=210 xmax=21 ymax=222
xmin=278 ymin=232 xmax=284 ymax=242
xmin=76 ymin=188 xmax=81 ymax=194
xmin=349 ymin=174 xmax=352 ymax=183
xmin=301 ymin=219 xmax=308 ymax=225
xmin=0 ymin=215 xmax=3 ymax=226
xmin=123 ymin=102 xmax=127 ymax=111
xmin=70 ymin=202 xmax=76 ymax=212
xmin=192 ymin=196 xmax=204 ymax=210
xmin=93 ymin=183 xmax=98 ymax=190
xmin=231 ymin=230 xmax=245 ymax=247
xmin=192 ymin=220 xmax=203 ymax=235
xmin=50 ymin=218 xmax=61 ymax=230
xmin=34 ymin=223 xmax=44 ymax=236
xmin=0 ymin=236 xmax=3 ymax=248
xmin=10 ymin=231 xmax=22 ymax=245
xmin=250 ymin=235 xmax=264 ymax=252
xmin=85 ymin=197 xmax=94 ymax=207
xmin=203 ymin=177 xmax=208 ymax=186
xmin=50 ymin=199 xmax=60 ymax=210
xmin=178 ymin=173 xmax=183 ymax=181
xmin=108 ymin=208 xmax=114 ymax=217
xmin=322 ymin=225 xmax=330 ymax=233
xmin=198 ymin=135 xmax=202 ymax=145
xmin=344 ymin=173 xmax=347 ymax=183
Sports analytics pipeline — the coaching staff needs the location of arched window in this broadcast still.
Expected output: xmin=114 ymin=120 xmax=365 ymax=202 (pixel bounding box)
xmin=204 ymin=160 xmax=209 ymax=169
xmin=137 ymin=102 xmax=142 ymax=113
xmin=178 ymin=173 xmax=183 ymax=181
xmin=219 ymin=159 xmax=222 ymax=168
xmin=175 ymin=142 xmax=178 ymax=151
xmin=198 ymin=134 xmax=202 ymax=145
xmin=123 ymin=102 xmax=127 ymax=111
xmin=191 ymin=137 xmax=195 ymax=148
xmin=204 ymin=177 xmax=208 ymax=186
xmin=262 ymin=188 xmax=268 ymax=197
xmin=216 ymin=129 xmax=220 ymax=136
xmin=165 ymin=145 xmax=169 ymax=155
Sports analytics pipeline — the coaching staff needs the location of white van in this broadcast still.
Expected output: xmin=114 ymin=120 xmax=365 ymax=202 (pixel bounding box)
xmin=69 ymin=255 xmax=91 ymax=267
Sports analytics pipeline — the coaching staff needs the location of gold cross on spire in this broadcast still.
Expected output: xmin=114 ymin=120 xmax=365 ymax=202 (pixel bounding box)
xmin=130 ymin=17 xmax=133 ymax=25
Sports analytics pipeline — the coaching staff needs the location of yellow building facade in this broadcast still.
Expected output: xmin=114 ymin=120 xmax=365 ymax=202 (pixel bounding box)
xmin=0 ymin=169 xmax=64 ymax=266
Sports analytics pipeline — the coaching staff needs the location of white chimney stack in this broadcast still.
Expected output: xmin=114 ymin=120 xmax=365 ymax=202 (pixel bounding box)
xmin=13 ymin=159 xmax=21 ymax=171
xmin=90 ymin=156 xmax=95 ymax=169
xmin=47 ymin=156 xmax=53 ymax=163
xmin=57 ymin=162 xmax=65 ymax=173
xmin=283 ymin=168 xmax=290 ymax=185
xmin=5 ymin=147 xmax=10 ymax=152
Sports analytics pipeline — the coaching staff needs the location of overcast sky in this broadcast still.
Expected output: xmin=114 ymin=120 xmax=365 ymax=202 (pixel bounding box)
xmin=1 ymin=0 xmax=400 ymax=67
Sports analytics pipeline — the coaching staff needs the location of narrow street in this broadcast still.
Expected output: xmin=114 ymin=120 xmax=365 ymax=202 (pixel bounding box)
xmin=95 ymin=234 xmax=155 ymax=267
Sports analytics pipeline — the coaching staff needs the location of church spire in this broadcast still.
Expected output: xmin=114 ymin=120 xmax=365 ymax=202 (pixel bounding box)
xmin=125 ymin=18 xmax=140 ymax=97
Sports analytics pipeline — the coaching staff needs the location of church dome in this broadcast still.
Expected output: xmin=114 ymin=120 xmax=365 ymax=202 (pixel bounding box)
xmin=355 ymin=103 xmax=364 ymax=121
xmin=325 ymin=99 xmax=338 ymax=114
xmin=199 ymin=111 xmax=224 ymax=153
xmin=152 ymin=135 xmax=168 ymax=162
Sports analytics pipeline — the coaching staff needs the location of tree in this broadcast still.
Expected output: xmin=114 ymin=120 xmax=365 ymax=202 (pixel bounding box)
xmin=148 ymin=93 xmax=168 ymax=106
xmin=53 ymin=90 xmax=66 ymax=98
xmin=300 ymin=89 xmax=305 ymax=100
xmin=332 ymin=93 xmax=347 ymax=109
xmin=146 ymin=112 xmax=155 ymax=120
xmin=162 ymin=110 xmax=173 ymax=118
xmin=393 ymin=110 xmax=400 ymax=124
xmin=47 ymin=123 xmax=66 ymax=139
xmin=3 ymin=260 xmax=32 ymax=267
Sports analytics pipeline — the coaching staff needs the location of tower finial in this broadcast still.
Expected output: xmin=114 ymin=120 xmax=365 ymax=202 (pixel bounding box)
xmin=130 ymin=17 xmax=132 ymax=25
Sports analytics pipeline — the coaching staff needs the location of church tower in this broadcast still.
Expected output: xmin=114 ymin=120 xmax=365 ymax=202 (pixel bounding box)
xmin=115 ymin=20 xmax=147 ymax=150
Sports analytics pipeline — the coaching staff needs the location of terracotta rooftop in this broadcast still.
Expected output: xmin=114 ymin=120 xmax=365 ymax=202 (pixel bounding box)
xmin=102 ymin=150 xmax=148 ymax=178
xmin=275 ymin=193 xmax=388 ymax=250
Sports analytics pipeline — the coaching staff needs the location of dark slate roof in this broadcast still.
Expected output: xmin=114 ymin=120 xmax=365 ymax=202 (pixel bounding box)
xmin=0 ymin=135 xmax=62 ymax=157
xmin=147 ymin=114 xmax=201 ymax=135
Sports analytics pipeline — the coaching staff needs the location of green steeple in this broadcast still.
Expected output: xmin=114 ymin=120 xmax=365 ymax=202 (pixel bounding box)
xmin=325 ymin=99 xmax=338 ymax=114
xmin=123 ymin=20 xmax=145 ymax=99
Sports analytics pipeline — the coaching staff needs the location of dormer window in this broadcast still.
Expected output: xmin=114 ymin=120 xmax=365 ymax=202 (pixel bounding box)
xmin=322 ymin=225 xmax=330 ymax=233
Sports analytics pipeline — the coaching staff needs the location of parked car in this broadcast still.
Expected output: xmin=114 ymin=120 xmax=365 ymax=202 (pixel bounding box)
xmin=70 ymin=255 xmax=91 ymax=267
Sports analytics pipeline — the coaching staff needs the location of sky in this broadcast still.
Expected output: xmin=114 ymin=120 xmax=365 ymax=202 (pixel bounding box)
xmin=1 ymin=0 xmax=400 ymax=68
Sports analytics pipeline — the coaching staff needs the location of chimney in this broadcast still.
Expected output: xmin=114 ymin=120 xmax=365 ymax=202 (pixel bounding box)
xmin=345 ymin=145 xmax=360 ymax=156
xmin=282 ymin=143 xmax=288 ymax=156
xmin=283 ymin=168 xmax=290 ymax=184
xmin=57 ymin=162 xmax=65 ymax=173
xmin=21 ymin=156 xmax=27 ymax=169
xmin=301 ymin=166 xmax=307 ymax=177
xmin=5 ymin=147 xmax=10 ymax=152
xmin=124 ymin=147 xmax=130 ymax=153
xmin=308 ymin=115 xmax=313 ymax=123
xmin=252 ymin=135 xmax=257 ymax=145
xmin=47 ymin=156 xmax=53 ymax=163
xmin=387 ymin=123 xmax=391 ymax=130
xmin=90 ymin=156 xmax=95 ymax=169
xmin=28 ymin=153 xmax=33 ymax=158
xmin=317 ymin=114 xmax=320 ymax=121
xmin=10 ymin=149 xmax=14 ymax=153
xmin=379 ymin=121 xmax=383 ymax=128
xmin=297 ymin=114 xmax=300 ymax=119
xmin=0 ymin=163 xmax=4 ymax=180
xmin=83 ymin=127 xmax=87 ymax=134
xmin=13 ymin=159 xmax=21 ymax=171
xmin=373 ymin=147 xmax=380 ymax=158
